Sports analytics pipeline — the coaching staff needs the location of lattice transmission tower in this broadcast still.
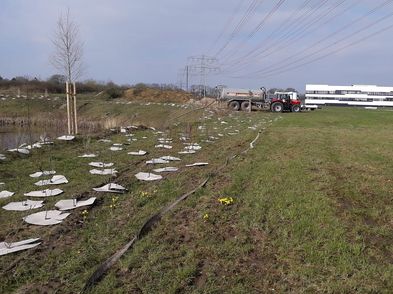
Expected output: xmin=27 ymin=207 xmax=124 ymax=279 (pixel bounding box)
xmin=187 ymin=55 xmax=220 ymax=97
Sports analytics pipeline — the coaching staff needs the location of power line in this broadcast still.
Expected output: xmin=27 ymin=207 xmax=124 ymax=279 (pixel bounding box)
xmin=221 ymin=0 xmax=356 ymax=73
xmin=207 ymin=0 xmax=248 ymax=55
xmin=251 ymin=22 xmax=393 ymax=79
xmin=265 ymin=0 xmax=330 ymax=46
xmin=249 ymin=0 xmax=287 ymax=38
xmin=219 ymin=0 xmax=314 ymax=69
xmin=221 ymin=0 xmax=336 ymax=70
xmin=233 ymin=7 xmax=393 ymax=78
xmin=214 ymin=0 xmax=264 ymax=57
xmin=243 ymin=0 xmax=313 ymax=53
xmin=233 ymin=0 xmax=393 ymax=77
xmin=220 ymin=0 xmax=289 ymax=62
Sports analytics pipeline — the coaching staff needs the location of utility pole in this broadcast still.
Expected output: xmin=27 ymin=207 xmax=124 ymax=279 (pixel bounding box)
xmin=186 ymin=65 xmax=189 ymax=92
xmin=177 ymin=69 xmax=184 ymax=90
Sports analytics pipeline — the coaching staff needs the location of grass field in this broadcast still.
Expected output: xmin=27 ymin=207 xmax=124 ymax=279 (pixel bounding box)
xmin=1 ymin=105 xmax=393 ymax=293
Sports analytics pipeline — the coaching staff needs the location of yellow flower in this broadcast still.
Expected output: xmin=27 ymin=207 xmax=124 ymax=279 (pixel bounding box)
xmin=203 ymin=213 xmax=209 ymax=220
xmin=218 ymin=197 xmax=234 ymax=205
xmin=81 ymin=209 xmax=89 ymax=221
xmin=140 ymin=191 xmax=150 ymax=197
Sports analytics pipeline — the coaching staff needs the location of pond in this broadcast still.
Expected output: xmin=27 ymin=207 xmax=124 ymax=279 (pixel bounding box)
xmin=0 ymin=121 xmax=103 ymax=153
xmin=0 ymin=126 xmax=65 ymax=150
xmin=0 ymin=125 xmax=98 ymax=151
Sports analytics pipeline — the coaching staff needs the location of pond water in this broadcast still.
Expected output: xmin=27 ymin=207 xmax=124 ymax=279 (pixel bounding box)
xmin=0 ymin=115 xmax=106 ymax=151
xmin=0 ymin=126 xmax=67 ymax=151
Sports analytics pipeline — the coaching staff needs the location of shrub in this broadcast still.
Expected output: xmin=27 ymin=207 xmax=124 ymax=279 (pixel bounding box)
xmin=105 ymin=87 xmax=123 ymax=99
xmin=133 ymin=83 xmax=147 ymax=96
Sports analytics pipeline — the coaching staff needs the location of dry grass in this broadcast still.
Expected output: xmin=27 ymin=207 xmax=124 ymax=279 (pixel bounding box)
xmin=123 ymin=88 xmax=193 ymax=103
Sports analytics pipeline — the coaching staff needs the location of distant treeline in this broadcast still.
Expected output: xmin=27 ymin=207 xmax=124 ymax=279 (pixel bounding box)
xmin=0 ymin=74 xmax=301 ymax=98
xmin=0 ymin=74 xmax=122 ymax=94
xmin=0 ymin=75 xmax=183 ymax=96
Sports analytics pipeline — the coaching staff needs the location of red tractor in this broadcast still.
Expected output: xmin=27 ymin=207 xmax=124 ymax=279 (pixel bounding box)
xmin=270 ymin=92 xmax=302 ymax=113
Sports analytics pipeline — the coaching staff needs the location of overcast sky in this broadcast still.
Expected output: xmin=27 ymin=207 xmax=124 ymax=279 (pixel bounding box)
xmin=1 ymin=0 xmax=392 ymax=91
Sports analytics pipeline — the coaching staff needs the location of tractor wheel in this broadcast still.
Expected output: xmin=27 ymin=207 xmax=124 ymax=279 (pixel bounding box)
xmin=271 ymin=102 xmax=283 ymax=113
xmin=228 ymin=101 xmax=240 ymax=111
xmin=291 ymin=104 xmax=301 ymax=113
xmin=241 ymin=101 xmax=251 ymax=111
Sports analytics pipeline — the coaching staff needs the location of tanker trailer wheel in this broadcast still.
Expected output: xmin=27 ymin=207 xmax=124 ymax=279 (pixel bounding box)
xmin=228 ymin=101 xmax=240 ymax=111
xmin=291 ymin=104 xmax=301 ymax=113
xmin=241 ymin=101 xmax=251 ymax=111
xmin=271 ymin=102 xmax=283 ymax=113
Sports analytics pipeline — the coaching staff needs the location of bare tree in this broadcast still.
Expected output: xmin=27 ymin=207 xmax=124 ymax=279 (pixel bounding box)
xmin=51 ymin=9 xmax=84 ymax=82
xmin=51 ymin=9 xmax=83 ymax=135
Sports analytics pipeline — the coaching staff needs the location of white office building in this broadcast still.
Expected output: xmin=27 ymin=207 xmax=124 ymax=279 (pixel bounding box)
xmin=305 ymin=84 xmax=393 ymax=107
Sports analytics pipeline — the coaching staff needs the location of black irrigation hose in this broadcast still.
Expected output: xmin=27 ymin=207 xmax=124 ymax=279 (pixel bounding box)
xmin=82 ymin=128 xmax=264 ymax=292
xmin=83 ymin=177 xmax=210 ymax=292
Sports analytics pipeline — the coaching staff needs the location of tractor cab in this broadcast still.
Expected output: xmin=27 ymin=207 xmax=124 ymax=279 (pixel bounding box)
xmin=270 ymin=91 xmax=301 ymax=113
xmin=275 ymin=91 xmax=298 ymax=101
